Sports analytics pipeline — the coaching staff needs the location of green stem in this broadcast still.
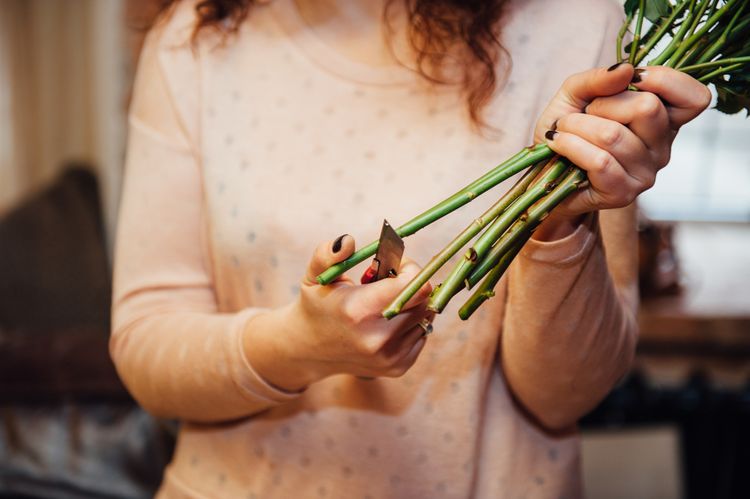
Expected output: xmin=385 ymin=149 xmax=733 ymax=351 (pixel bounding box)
xmin=679 ymin=56 xmax=750 ymax=74
xmin=727 ymin=16 xmax=750 ymax=46
xmin=316 ymin=144 xmax=554 ymax=284
xmin=427 ymin=158 xmax=568 ymax=313
xmin=684 ymin=0 xmax=713 ymax=39
xmin=617 ymin=11 xmax=635 ymax=62
xmin=381 ymin=161 xmax=546 ymax=319
xmin=465 ymin=167 xmax=588 ymax=290
xmin=629 ymin=0 xmax=647 ymax=65
xmin=691 ymin=0 xmax=749 ymax=66
xmin=457 ymin=233 xmax=529 ymax=321
xmin=649 ymin=0 xmax=700 ymax=67
xmin=658 ymin=0 xmax=743 ymax=67
xmin=698 ymin=62 xmax=745 ymax=82
xmin=675 ymin=34 xmax=714 ymax=69
xmin=634 ymin=0 xmax=694 ymax=66
xmin=672 ymin=0 xmax=711 ymax=67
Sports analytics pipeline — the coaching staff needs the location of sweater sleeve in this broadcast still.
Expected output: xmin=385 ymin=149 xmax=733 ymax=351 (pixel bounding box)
xmin=500 ymin=1 xmax=639 ymax=429
xmin=110 ymin=17 xmax=300 ymax=423
xmin=501 ymin=207 xmax=638 ymax=429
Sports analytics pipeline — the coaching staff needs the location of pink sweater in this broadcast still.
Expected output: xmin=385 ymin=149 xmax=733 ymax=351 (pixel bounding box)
xmin=111 ymin=0 xmax=638 ymax=497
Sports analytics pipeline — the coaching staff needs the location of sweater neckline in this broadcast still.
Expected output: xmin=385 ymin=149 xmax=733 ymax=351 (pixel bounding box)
xmin=268 ymin=0 xmax=416 ymax=86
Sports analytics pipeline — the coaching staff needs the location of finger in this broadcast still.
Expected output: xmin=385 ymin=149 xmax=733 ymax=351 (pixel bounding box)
xmin=630 ymin=66 xmax=712 ymax=127
xmin=395 ymin=258 xmax=434 ymax=311
xmin=390 ymin=334 xmax=427 ymax=376
xmin=380 ymin=312 xmax=428 ymax=355
xmin=545 ymin=130 xmax=641 ymax=211
xmin=359 ymin=304 xmax=428 ymax=358
xmin=555 ymin=113 xmax=656 ymax=184
xmin=535 ymin=63 xmax=635 ymax=141
xmin=585 ymin=91 xmax=673 ymax=156
xmin=379 ymin=321 xmax=429 ymax=377
xmin=402 ymin=311 xmax=435 ymax=340
xmin=382 ymin=302 xmax=430 ymax=336
xmin=303 ymin=234 xmax=355 ymax=286
xmin=352 ymin=260 xmax=432 ymax=313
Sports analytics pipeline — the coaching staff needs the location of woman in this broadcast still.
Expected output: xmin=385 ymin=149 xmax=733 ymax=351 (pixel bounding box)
xmin=111 ymin=0 xmax=710 ymax=497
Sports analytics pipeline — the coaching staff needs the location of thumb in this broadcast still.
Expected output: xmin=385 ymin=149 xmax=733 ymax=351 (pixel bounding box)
xmin=560 ymin=62 xmax=635 ymax=109
xmin=303 ymin=234 xmax=356 ymax=286
xmin=535 ymin=62 xmax=634 ymax=141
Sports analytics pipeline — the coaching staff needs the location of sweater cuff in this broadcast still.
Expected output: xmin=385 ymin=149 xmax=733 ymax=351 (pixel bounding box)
xmin=520 ymin=211 xmax=599 ymax=266
xmin=226 ymin=308 xmax=304 ymax=405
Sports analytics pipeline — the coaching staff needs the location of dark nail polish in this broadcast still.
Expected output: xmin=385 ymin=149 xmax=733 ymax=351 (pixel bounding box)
xmin=332 ymin=234 xmax=347 ymax=253
xmin=550 ymin=119 xmax=558 ymax=131
xmin=607 ymin=61 xmax=624 ymax=72
xmin=631 ymin=68 xmax=646 ymax=83
xmin=545 ymin=130 xmax=558 ymax=141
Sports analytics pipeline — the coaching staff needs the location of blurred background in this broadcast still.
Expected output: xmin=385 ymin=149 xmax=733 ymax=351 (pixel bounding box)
xmin=0 ymin=1 xmax=748 ymax=498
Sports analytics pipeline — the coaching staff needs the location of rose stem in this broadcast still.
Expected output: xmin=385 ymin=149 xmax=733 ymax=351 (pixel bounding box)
xmin=316 ymin=144 xmax=553 ymax=284
xmin=457 ymin=168 xmax=587 ymax=321
xmin=457 ymin=234 xmax=529 ymax=321
xmin=381 ymin=160 xmax=546 ymax=319
xmin=427 ymin=157 xmax=568 ymax=314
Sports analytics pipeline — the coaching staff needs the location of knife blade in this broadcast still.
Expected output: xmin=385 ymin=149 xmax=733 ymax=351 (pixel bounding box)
xmin=360 ymin=219 xmax=405 ymax=284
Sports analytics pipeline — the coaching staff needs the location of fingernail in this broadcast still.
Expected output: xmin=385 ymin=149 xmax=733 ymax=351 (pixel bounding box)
xmin=544 ymin=130 xmax=558 ymax=141
xmin=631 ymin=68 xmax=646 ymax=83
xmin=607 ymin=61 xmax=624 ymax=72
xmin=550 ymin=119 xmax=558 ymax=131
xmin=332 ymin=234 xmax=347 ymax=253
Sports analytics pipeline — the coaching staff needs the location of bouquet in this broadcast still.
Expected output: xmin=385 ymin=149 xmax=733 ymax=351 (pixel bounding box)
xmin=318 ymin=0 xmax=750 ymax=320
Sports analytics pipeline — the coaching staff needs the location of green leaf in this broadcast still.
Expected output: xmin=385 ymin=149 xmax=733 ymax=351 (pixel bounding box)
xmin=624 ymin=0 xmax=639 ymax=17
xmin=713 ymin=75 xmax=750 ymax=117
xmin=644 ymin=0 xmax=672 ymax=23
xmin=624 ymin=0 xmax=674 ymax=25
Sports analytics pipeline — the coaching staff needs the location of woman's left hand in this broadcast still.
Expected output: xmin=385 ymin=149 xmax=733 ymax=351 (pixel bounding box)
xmin=532 ymin=63 xmax=712 ymax=240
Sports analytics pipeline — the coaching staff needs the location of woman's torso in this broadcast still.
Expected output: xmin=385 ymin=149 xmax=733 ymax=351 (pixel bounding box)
xmin=154 ymin=0 xmax=622 ymax=496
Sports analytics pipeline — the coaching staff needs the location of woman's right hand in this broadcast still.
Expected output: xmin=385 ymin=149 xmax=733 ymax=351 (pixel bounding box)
xmin=242 ymin=235 xmax=434 ymax=393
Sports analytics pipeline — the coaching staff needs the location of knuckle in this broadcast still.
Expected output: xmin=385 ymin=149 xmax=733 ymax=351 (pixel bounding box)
xmin=599 ymin=123 xmax=622 ymax=148
xmin=341 ymin=297 xmax=368 ymax=327
xmin=584 ymin=98 xmax=603 ymax=116
xmin=636 ymin=93 xmax=663 ymax=118
xmin=642 ymin=174 xmax=656 ymax=190
xmin=556 ymin=114 xmax=573 ymax=130
xmin=655 ymin=149 xmax=671 ymax=168
xmin=562 ymin=74 xmax=577 ymax=91
xmin=592 ymin=150 xmax=613 ymax=174
xmin=360 ymin=337 xmax=382 ymax=356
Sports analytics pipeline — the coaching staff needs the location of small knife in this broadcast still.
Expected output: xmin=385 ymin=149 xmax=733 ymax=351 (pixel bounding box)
xmin=360 ymin=219 xmax=405 ymax=284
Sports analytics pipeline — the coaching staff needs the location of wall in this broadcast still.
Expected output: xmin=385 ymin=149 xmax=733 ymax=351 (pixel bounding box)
xmin=0 ymin=0 xmax=126 ymax=251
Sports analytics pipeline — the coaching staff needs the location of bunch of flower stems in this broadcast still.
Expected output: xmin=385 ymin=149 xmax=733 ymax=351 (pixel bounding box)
xmin=318 ymin=0 xmax=750 ymax=320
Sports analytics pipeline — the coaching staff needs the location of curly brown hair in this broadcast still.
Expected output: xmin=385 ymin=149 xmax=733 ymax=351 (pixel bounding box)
xmin=155 ymin=0 xmax=511 ymax=127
